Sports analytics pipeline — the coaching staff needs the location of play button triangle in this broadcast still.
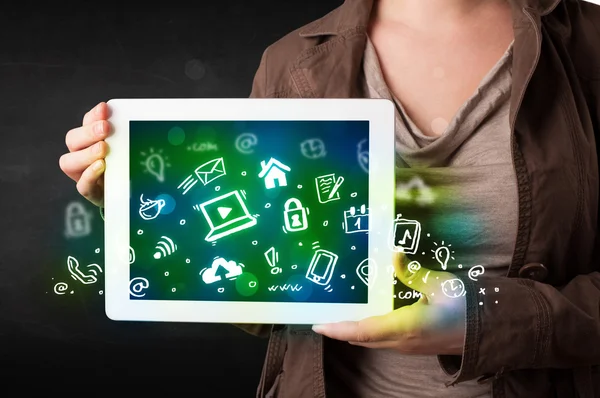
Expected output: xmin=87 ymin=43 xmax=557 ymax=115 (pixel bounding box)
xmin=217 ymin=207 xmax=232 ymax=219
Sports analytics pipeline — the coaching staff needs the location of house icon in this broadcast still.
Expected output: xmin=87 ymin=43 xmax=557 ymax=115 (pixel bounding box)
xmin=258 ymin=157 xmax=291 ymax=189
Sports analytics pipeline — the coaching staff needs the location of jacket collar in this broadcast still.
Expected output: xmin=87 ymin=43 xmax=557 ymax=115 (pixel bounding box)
xmin=298 ymin=0 xmax=562 ymax=37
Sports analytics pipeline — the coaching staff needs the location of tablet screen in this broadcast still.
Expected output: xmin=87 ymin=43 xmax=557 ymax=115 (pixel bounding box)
xmin=129 ymin=120 xmax=370 ymax=304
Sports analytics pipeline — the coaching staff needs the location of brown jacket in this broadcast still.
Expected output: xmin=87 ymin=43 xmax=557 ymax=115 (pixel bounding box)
xmin=238 ymin=0 xmax=600 ymax=396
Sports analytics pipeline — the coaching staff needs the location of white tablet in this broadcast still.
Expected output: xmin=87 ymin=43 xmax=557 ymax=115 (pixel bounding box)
xmin=104 ymin=98 xmax=395 ymax=324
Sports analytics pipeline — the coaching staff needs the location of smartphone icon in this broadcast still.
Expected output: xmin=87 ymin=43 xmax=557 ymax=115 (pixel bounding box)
xmin=306 ymin=249 xmax=338 ymax=286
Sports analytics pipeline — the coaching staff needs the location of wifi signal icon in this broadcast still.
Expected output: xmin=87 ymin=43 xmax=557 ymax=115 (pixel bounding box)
xmin=154 ymin=236 xmax=177 ymax=259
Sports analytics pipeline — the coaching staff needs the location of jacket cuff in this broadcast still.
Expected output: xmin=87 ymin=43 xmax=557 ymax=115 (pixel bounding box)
xmin=438 ymin=275 xmax=548 ymax=385
xmin=437 ymin=272 xmax=479 ymax=385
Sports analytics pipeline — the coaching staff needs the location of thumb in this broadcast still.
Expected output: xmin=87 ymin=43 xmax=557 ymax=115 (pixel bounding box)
xmin=393 ymin=251 xmax=442 ymax=298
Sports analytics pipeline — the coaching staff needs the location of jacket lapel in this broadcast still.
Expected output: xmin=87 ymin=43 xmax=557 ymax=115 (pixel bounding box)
xmin=289 ymin=0 xmax=374 ymax=98
xmin=290 ymin=28 xmax=369 ymax=98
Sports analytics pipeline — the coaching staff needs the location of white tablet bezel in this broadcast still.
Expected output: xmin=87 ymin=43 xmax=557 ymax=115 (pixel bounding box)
xmin=105 ymin=98 xmax=395 ymax=324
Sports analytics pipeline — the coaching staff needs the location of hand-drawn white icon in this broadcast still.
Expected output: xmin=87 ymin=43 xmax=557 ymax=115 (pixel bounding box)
xmin=407 ymin=261 xmax=421 ymax=273
xmin=468 ymin=265 xmax=485 ymax=281
xmin=434 ymin=247 xmax=450 ymax=270
xmin=129 ymin=277 xmax=149 ymax=297
xmin=300 ymin=138 xmax=326 ymax=159
xmin=306 ymin=249 xmax=338 ymax=288
xmin=67 ymin=256 xmax=102 ymax=284
xmin=356 ymin=258 xmax=377 ymax=287
xmin=431 ymin=241 xmax=454 ymax=271
xmin=422 ymin=270 xmax=431 ymax=283
xmin=194 ymin=190 xmax=257 ymax=242
xmin=138 ymin=194 xmax=165 ymax=220
xmin=267 ymin=284 xmax=303 ymax=292
xmin=357 ymin=139 xmax=369 ymax=173
xmin=343 ymin=205 xmax=369 ymax=233
xmin=397 ymin=290 xmax=424 ymax=300
xmin=389 ymin=214 xmax=421 ymax=254
xmin=283 ymin=198 xmax=309 ymax=233
xmin=187 ymin=142 xmax=218 ymax=152
xmin=396 ymin=177 xmax=435 ymax=205
xmin=153 ymin=236 xmax=177 ymax=259
xmin=441 ymin=278 xmax=466 ymax=298
xmin=53 ymin=282 xmax=69 ymax=295
xmin=140 ymin=148 xmax=170 ymax=182
xmin=235 ymin=133 xmax=258 ymax=154
xmin=264 ymin=246 xmax=282 ymax=275
xmin=64 ymin=201 xmax=93 ymax=239
xmin=178 ymin=175 xmax=196 ymax=195
xmin=129 ymin=246 xmax=135 ymax=264
xmin=200 ymin=257 xmax=243 ymax=284
xmin=258 ymin=158 xmax=291 ymax=189
xmin=315 ymin=173 xmax=344 ymax=203
xmin=178 ymin=157 xmax=226 ymax=195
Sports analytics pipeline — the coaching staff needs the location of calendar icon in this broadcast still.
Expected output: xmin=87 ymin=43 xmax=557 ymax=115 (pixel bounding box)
xmin=342 ymin=205 xmax=369 ymax=234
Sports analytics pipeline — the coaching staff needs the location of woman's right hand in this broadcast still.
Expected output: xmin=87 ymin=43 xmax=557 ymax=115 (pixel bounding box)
xmin=59 ymin=102 xmax=110 ymax=207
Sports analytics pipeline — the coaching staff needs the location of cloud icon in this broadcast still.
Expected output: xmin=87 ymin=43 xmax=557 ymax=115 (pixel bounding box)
xmin=201 ymin=257 xmax=243 ymax=284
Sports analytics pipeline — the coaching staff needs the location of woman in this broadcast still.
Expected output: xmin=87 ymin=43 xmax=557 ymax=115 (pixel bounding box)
xmin=59 ymin=0 xmax=600 ymax=397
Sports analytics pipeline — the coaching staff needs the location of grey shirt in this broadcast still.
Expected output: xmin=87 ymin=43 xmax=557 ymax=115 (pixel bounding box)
xmin=324 ymin=37 xmax=518 ymax=397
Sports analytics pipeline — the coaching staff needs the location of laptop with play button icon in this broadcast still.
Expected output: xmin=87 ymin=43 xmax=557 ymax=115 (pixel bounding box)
xmin=194 ymin=190 xmax=257 ymax=242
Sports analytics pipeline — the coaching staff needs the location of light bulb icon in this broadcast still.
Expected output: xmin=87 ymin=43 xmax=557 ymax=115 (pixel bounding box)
xmin=146 ymin=154 xmax=164 ymax=182
xmin=431 ymin=240 xmax=454 ymax=271
xmin=140 ymin=148 xmax=170 ymax=183
xmin=434 ymin=247 xmax=450 ymax=270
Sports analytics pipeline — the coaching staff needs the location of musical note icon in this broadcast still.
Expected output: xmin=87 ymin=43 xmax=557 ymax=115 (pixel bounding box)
xmin=389 ymin=215 xmax=421 ymax=255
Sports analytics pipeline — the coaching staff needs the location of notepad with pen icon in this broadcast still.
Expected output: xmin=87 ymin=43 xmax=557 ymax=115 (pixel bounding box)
xmin=315 ymin=173 xmax=344 ymax=203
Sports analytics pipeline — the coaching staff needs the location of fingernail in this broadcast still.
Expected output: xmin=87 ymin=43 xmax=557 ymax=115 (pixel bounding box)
xmin=95 ymin=103 xmax=103 ymax=114
xmin=92 ymin=159 xmax=104 ymax=172
xmin=95 ymin=121 xmax=105 ymax=136
xmin=312 ymin=325 xmax=325 ymax=333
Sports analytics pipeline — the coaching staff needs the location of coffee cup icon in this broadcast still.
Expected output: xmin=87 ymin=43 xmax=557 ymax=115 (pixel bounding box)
xmin=139 ymin=195 xmax=166 ymax=220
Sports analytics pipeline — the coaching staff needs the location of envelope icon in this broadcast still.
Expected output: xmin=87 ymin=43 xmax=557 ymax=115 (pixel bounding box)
xmin=195 ymin=157 xmax=226 ymax=186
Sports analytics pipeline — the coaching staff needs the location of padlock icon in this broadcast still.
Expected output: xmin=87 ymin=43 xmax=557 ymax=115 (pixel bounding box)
xmin=283 ymin=198 xmax=309 ymax=233
xmin=64 ymin=201 xmax=92 ymax=239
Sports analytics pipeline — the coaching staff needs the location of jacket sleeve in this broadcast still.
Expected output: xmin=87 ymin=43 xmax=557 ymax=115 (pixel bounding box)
xmin=439 ymin=22 xmax=600 ymax=382
xmin=438 ymin=271 xmax=600 ymax=385
xmin=230 ymin=48 xmax=273 ymax=338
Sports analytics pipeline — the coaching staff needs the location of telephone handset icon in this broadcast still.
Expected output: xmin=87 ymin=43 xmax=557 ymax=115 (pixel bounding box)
xmin=67 ymin=256 xmax=103 ymax=285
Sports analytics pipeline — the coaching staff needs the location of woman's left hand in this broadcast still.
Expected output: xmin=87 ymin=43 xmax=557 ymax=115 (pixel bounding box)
xmin=312 ymin=252 xmax=466 ymax=356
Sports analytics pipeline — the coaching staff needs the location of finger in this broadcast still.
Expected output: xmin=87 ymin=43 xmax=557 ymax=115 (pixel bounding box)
xmin=76 ymin=159 xmax=105 ymax=207
xmin=59 ymin=141 xmax=108 ymax=181
xmin=348 ymin=341 xmax=397 ymax=349
xmin=393 ymin=251 xmax=448 ymax=297
xmin=82 ymin=102 xmax=108 ymax=126
xmin=65 ymin=120 xmax=110 ymax=152
xmin=312 ymin=313 xmax=399 ymax=343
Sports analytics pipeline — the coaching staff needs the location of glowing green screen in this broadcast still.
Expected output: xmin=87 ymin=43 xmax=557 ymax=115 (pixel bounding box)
xmin=129 ymin=120 xmax=370 ymax=303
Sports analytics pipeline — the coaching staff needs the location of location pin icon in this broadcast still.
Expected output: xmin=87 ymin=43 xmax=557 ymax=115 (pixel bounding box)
xmin=146 ymin=153 xmax=165 ymax=182
xmin=356 ymin=258 xmax=377 ymax=288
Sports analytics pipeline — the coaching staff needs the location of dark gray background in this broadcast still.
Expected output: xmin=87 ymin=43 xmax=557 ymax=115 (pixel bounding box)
xmin=0 ymin=2 xmax=340 ymax=394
